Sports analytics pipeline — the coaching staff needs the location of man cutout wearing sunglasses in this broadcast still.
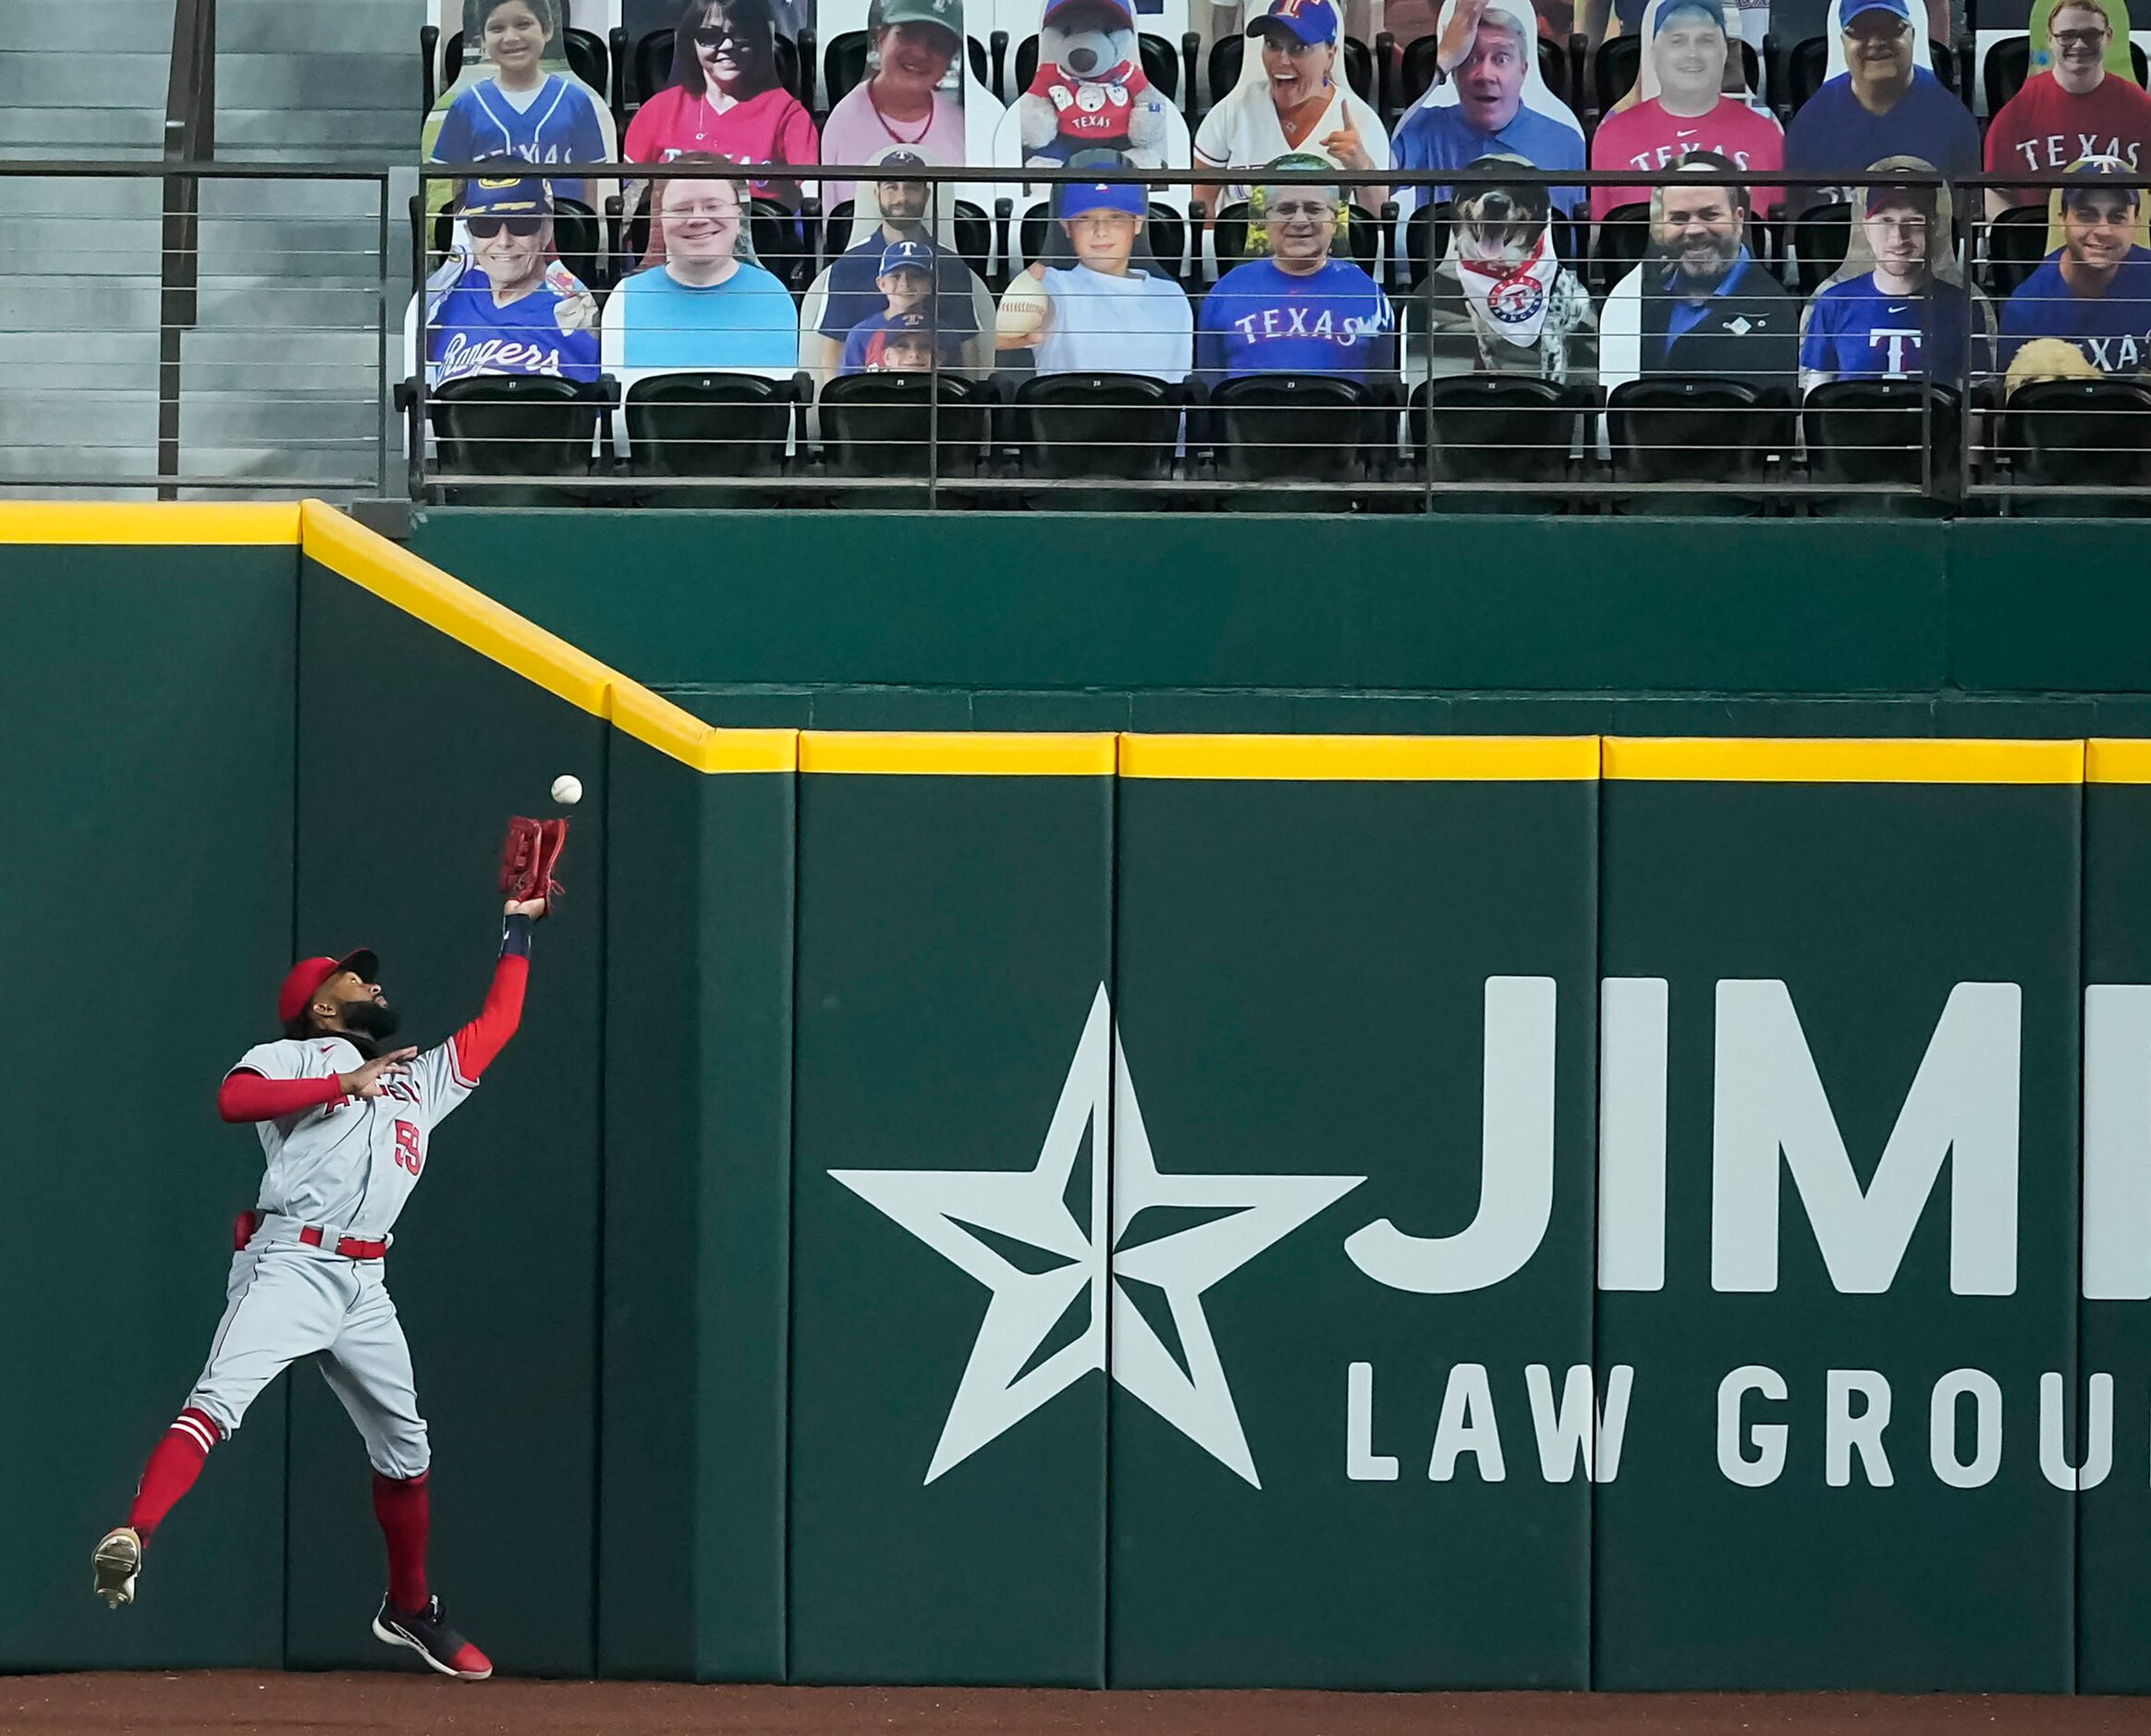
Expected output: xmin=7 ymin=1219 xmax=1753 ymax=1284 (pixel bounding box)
xmin=422 ymin=173 xmax=600 ymax=387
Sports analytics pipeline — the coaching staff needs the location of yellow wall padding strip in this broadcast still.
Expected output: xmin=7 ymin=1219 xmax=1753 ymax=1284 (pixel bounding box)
xmin=1120 ymin=734 xmax=1601 ymax=781
xmin=800 ymin=731 xmax=1118 ymax=776
xmin=2089 ymin=740 xmax=2151 ymax=785
xmin=299 ymin=501 xmax=796 ymax=775
xmin=610 ymin=684 xmax=798 ymax=774
xmin=0 ymin=502 xmax=300 ymax=544
xmin=1604 ymin=736 xmax=2085 ymax=785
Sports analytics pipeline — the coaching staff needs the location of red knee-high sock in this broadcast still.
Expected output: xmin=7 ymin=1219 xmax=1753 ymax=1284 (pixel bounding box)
xmin=372 ymin=1471 xmax=430 ymax=1613
xmin=126 ymin=1409 xmax=219 ymax=1541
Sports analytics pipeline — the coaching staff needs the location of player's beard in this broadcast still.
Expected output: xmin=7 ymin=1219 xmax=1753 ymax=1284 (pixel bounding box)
xmin=342 ymin=998 xmax=403 ymax=1043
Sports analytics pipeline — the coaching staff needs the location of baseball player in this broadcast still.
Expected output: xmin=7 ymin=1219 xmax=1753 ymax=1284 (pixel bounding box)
xmin=91 ymin=888 xmax=551 ymax=1682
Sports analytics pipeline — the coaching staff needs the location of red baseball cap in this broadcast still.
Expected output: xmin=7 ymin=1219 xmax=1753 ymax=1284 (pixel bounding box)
xmin=276 ymin=948 xmax=379 ymax=1023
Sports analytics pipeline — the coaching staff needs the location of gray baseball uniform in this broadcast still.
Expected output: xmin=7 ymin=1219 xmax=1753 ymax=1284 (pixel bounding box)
xmin=183 ymin=948 xmax=519 ymax=1478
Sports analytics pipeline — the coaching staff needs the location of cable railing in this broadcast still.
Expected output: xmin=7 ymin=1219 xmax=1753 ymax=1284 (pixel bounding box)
xmin=0 ymin=160 xmax=396 ymax=500
xmin=6 ymin=155 xmax=2151 ymax=509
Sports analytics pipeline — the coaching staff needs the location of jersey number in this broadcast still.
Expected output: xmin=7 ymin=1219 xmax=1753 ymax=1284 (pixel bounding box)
xmin=393 ymin=1119 xmax=423 ymax=1177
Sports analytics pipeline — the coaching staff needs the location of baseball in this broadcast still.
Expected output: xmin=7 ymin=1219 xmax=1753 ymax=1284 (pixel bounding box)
xmin=551 ymin=774 xmax=582 ymax=807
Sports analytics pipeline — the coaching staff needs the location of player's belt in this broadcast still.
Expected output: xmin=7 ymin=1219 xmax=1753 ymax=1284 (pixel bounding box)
xmin=239 ymin=1209 xmax=391 ymax=1261
xmin=297 ymin=1225 xmax=390 ymax=1260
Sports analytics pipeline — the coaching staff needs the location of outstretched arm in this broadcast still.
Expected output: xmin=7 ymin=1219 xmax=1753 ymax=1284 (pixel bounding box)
xmin=449 ymin=899 xmax=546 ymax=1082
xmin=218 ymin=1048 xmax=419 ymax=1122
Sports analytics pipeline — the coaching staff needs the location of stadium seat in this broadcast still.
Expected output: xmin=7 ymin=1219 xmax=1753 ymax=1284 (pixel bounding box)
xmin=1012 ymin=31 xmax=1181 ymax=104
xmin=1983 ymin=34 xmax=2030 ymax=110
xmin=1209 ymin=35 xmax=1375 ymax=104
xmin=437 ymin=26 xmax=609 ymax=104
xmin=1782 ymin=35 xmax=1827 ymax=112
xmin=1606 ymin=373 xmax=1790 ymax=507
xmin=423 ymin=374 xmax=610 ymax=507
xmin=824 ymin=31 xmax=992 ymax=106
xmin=1802 ymin=379 xmax=1961 ymax=511
xmin=1212 ymin=201 xmax=1254 ymax=275
xmin=1589 ymin=199 xmax=1652 ymax=300
xmin=623 ymin=372 xmax=799 ymax=502
xmin=1207 ymin=373 xmax=1380 ymax=490
xmin=628 ymin=27 xmax=805 ymax=104
xmin=1786 ymin=200 xmax=1851 ymax=298
xmin=1412 ymin=374 xmax=1592 ymax=500
xmin=1014 ymin=372 xmax=1184 ymax=507
xmin=551 ymin=196 xmax=607 ymax=292
xmin=1401 ymin=201 xmax=1448 ymax=291
xmin=1983 ymin=204 xmax=2048 ymax=300
xmin=1999 ymin=376 xmax=2151 ymax=505
xmin=818 ymin=372 xmax=989 ymax=496
xmin=1931 ymin=40 xmax=1964 ymax=103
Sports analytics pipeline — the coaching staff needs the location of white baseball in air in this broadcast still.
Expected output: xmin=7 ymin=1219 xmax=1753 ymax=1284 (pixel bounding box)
xmin=550 ymin=774 xmax=583 ymax=807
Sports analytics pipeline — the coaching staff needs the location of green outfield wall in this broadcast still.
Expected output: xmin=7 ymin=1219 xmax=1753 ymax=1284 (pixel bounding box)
xmin=406 ymin=511 xmax=2151 ymax=734
xmin=18 ymin=504 xmax=2151 ymax=1693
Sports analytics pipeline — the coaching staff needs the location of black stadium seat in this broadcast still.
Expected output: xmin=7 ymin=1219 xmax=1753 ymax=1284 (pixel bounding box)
xmin=1015 ymin=373 xmax=1183 ymax=506
xmin=1607 ymin=374 xmax=1790 ymax=506
xmin=425 ymin=374 xmax=608 ymax=506
xmin=1984 ymin=204 xmax=2049 ymax=300
xmin=819 ymin=372 xmax=989 ymax=491
xmin=2001 ymin=376 xmax=2151 ymax=499
xmin=1983 ymin=34 xmax=2030 ymax=110
xmin=550 ymin=196 xmax=606 ymax=292
xmin=1787 ymin=200 xmax=1851 ymax=298
xmin=1208 ymin=373 xmax=1378 ymax=487
xmin=1412 ymin=374 xmax=1591 ymax=495
xmin=1803 ymin=379 xmax=1961 ymax=509
xmin=1590 ymin=200 xmax=1652 ymax=300
xmin=624 ymin=373 xmax=798 ymax=500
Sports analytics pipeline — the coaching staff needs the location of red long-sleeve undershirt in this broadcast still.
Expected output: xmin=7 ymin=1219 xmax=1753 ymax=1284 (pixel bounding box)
xmin=448 ymin=951 xmax=527 ymax=1080
xmin=216 ymin=952 xmax=530 ymax=1123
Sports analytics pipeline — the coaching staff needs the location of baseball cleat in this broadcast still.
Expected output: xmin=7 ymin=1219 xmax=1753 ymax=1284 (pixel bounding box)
xmin=92 ymin=1526 xmax=141 ymax=1608
xmin=373 ymin=1594 xmax=493 ymax=1681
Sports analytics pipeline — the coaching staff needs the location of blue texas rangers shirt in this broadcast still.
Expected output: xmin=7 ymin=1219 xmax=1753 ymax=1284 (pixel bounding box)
xmin=1196 ymin=257 xmax=1397 ymax=385
xmin=1999 ymin=247 xmax=2151 ymax=374
xmin=430 ymin=75 xmax=608 ymax=204
xmin=1783 ymin=67 xmax=1981 ymax=180
xmin=1801 ymin=272 xmax=1974 ymax=381
xmin=426 ymin=264 xmax=600 ymax=385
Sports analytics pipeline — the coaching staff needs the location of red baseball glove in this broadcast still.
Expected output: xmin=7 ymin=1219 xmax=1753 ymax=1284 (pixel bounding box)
xmin=499 ymin=815 xmax=569 ymax=904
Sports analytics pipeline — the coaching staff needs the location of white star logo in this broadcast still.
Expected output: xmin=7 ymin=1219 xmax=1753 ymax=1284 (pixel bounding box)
xmin=831 ymin=985 xmax=1364 ymax=1488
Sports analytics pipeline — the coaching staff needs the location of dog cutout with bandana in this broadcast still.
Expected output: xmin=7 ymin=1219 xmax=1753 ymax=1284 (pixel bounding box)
xmin=1424 ymin=154 xmax=1597 ymax=383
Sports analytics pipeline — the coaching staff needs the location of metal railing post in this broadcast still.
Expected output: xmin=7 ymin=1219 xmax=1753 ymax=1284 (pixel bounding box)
xmin=157 ymin=0 xmax=214 ymax=499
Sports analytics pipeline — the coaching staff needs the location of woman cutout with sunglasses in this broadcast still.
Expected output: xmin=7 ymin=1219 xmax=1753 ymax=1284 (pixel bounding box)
xmin=625 ymin=0 xmax=819 ymax=210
